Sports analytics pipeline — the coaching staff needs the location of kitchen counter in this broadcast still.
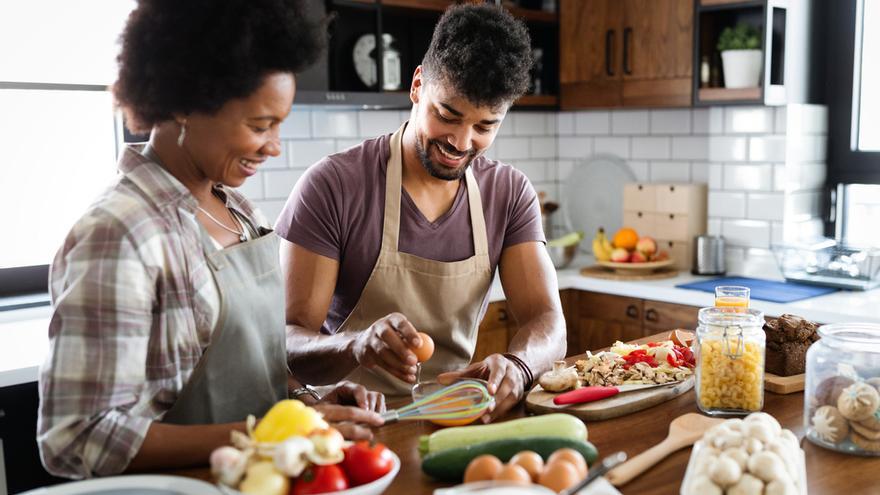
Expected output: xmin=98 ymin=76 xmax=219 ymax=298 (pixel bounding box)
xmin=5 ymin=259 xmax=880 ymax=388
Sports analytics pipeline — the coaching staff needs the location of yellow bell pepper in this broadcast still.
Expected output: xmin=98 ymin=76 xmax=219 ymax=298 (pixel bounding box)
xmin=252 ymin=399 xmax=328 ymax=443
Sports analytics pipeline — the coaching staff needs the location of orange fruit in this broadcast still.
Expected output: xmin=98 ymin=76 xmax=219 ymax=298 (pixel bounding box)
xmin=612 ymin=227 xmax=639 ymax=250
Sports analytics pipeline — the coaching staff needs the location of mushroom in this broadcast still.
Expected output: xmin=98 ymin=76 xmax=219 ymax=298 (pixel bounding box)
xmin=766 ymin=478 xmax=799 ymax=495
xmin=272 ymin=437 xmax=314 ymax=477
xmin=727 ymin=473 xmax=765 ymax=495
xmin=722 ymin=448 xmax=750 ymax=471
xmin=539 ymin=361 xmax=580 ymax=392
xmin=747 ymin=451 xmax=788 ymax=483
xmin=684 ymin=475 xmax=722 ymax=495
xmin=709 ymin=455 xmax=743 ymax=487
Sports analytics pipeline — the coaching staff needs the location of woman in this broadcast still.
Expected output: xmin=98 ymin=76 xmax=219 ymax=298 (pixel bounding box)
xmin=37 ymin=0 xmax=384 ymax=480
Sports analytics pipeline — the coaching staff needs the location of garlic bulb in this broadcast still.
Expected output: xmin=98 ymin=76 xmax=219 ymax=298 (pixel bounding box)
xmin=210 ymin=446 xmax=249 ymax=487
xmin=272 ymin=437 xmax=314 ymax=477
xmin=306 ymin=428 xmax=346 ymax=465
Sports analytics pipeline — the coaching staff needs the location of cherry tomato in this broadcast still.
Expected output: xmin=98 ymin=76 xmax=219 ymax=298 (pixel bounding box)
xmin=292 ymin=464 xmax=348 ymax=495
xmin=341 ymin=441 xmax=395 ymax=486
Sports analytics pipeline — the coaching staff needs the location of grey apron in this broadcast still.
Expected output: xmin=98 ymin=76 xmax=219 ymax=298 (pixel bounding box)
xmin=163 ymin=217 xmax=288 ymax=424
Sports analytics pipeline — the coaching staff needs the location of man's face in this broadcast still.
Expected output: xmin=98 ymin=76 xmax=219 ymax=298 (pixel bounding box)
xmin=411 ymin=77 xmax=507 ymax=181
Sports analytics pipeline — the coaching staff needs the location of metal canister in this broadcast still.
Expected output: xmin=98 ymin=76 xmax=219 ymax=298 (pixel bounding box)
xmin=693 ymin=235 xmax=726 ymax=275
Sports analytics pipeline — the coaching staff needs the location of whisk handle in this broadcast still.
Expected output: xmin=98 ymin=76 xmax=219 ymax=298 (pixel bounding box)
xmin=380 ymin=410 xmax=399 ymax=424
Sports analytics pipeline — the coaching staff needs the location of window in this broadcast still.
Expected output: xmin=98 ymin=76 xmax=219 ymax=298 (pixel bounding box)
xmin=0 ymin=1 xmax=135 ymax=297
xmin=853 ymin=0 xmax=880 ymax=151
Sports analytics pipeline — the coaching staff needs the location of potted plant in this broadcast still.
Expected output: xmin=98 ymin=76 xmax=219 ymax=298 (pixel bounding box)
xmin=717 ymin=23 xmax=762 ymax=89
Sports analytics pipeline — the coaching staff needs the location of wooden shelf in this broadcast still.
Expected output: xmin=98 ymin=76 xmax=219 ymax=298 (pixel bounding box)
xmin=698 ymin=87 xmax=762 ymax=102
xmin=699 ymin=0 xmax=763 ymax=7
xmin=515 ymin=94 xmax=558 ymax=107
xmin=505 ymin=6 xmax=557 ymax=24
xmin=378 ymin=0 xmax=450 ymax=12
xmin=345 ymin=0 xmax=556 ymax=23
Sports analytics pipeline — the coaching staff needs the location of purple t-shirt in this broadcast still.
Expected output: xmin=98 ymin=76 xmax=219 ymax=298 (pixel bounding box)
xmin=275 ymin=133 xmax=545 ymax=334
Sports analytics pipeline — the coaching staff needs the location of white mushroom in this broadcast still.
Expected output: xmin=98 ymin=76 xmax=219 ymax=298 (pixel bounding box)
xmin=744 ymin=437 xmax=764 ymax=455
xmin=747 ymin=451 xmax=788 ymax=483
xmin=727 ymin=473 xmax=765 ymax=495
xmin=709 ymin=455 xmax=743 ymax=488
xmin=722 ymin=447 xmax=750 ymax=471
xmin=684 ymin=475 xmax=722 ymax=495
xmin=538 ymin=360 xmax=580 ymax=392
xmin=744 ymin=412 xmax=782 ymax=436
xmin=725 ymin=418 xmax=745 ymax=432
xmin=744 ymin=421 xmax=774 ymax=443
xmin=272 ymin=437 xmax=314 ymax=477
xmin=210 ymin=446 xmax=249 ymax=487
xmin=693 ymin=453 xmax=718 ymax=476
xmin=306 ymin=428 xmax=346 ymax=466
xmin=766 ymin=478 xmax=799 ymax=495
xmin=780 ymin=429 xmax=800 ymax=450
xmin=713 ymin=430 xmax=744 ymax=450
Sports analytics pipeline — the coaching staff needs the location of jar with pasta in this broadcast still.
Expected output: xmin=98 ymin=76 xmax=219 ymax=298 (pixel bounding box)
xmin=696 ymin=307 xmax=766 ymax=415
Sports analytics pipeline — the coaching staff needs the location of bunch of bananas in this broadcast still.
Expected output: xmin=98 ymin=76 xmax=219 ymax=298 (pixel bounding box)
xmin=591 ymin=227 xmax=614 ymax=261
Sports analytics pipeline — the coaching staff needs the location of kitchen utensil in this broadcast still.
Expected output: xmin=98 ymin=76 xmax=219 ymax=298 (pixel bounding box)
xmin=562 ymin=154 xmax=636 ymax=257
xmin=547 ymin=242 xmax=579 ymax=269
xmin=604 ymin=413 xmax=724 ymax=487
xmin=772 ymin=237 xmax=880 ymax=290
xmin=692 ymin=235 xmax=726 ymax=275
xmin=553 ymin=382 xmax=683 ymax=406
xmin=560 ymin=451 xmax=628 ymax=495
xmin=381 ymin=379 xmax=492 ymax=424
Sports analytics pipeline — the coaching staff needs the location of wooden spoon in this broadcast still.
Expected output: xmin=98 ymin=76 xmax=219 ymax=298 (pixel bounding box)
xmin=605 ymin=412 xmax=724 ymax=487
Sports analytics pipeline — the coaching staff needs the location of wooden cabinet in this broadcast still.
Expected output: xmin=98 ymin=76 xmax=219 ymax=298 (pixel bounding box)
xmin=473 ymin=301 xmax=514 ymax=362
xmin=560 ymin=0 xmax=693 ymax=109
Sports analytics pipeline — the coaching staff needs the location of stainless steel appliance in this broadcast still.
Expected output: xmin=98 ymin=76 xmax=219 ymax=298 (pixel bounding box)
xmin=772 ymin=238 xmax=880 ymax=290
xmin=692 ymin=235 xmax=726 ymax=276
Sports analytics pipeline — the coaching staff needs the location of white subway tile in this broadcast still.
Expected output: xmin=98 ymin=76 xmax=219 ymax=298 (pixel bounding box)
xmin=236 ymin=174 xmax=264 ymax=200
xmin=708 ymin=218 xmax=722 ymax=236
xmin=290 ymin=139 xmax=335 ymax=168
xmin=357 ymin=111 xmax=402 ymax=137
xmin=612 ymin=110 xmax=649 ymax=135
xmin=280 ymin=110 xmax=311 ymax=138
xmin=263 ymin=142 xmax=290 ymax=169
xmin=632 ymin=137 xmax=671 ymax=159
xmin=722 ymin=219 xmax=771 ymax=249
xmin=545 ymin=112 xmax=558 ymax=135
xmin=739 ymin=248 xmax=783 ymax=279
xmin=529 ymin=137 xmax=556 ymax=159
xmin=708 ymin=107 xmax=725 ymax=135
xmin=672 ymin=136 xmax=709 ymax=160
xmin=627 ymin=160 xmax=649 ymax=182
xmin=771 ymin=221 xmax=784 ymax=245
xmin=785 ymin=104 xmax=829 ymax=135
xmin=253 ymin=199 xmax=287 ymax=226
xmin=557 ymin=136 xmax=593 ymax=159
xmin=513 ymin=160 xmax=547 ymax=183
xmin=775 ymin=107 xmax=787 ymax=134
xmin=709 ymin=164 xmax=723 ymax=189
xmin=786 ymin=217 xmax=825 ymax=240
xmin=594 ymin=137 xmax=630 ymax=158
xmin=724 ymin=107 xmax=774 ymax=133
xmin=263 ymin=169 xmax=305 ymax=199
xmin=723 ymin=164 xmax=772 ymax=191
xmin=514 ymin=113 xmax=547 ymax=136
xmin=484 ymin=144 xmax=499 ymax=161
xmin=649 ymin=161 xmax=691 ymax=182
xmin=335 ymin=139 xmax=363 ymax=152
xmin=773 ymin=164 xmax=787 ymax=191
xmin=557 ymin=112 xmax=575 ymax=135
xmin=311 ymin=110 xmax=358 ymax=138
xmin=496 ymin=137 xmax=530 ymax=160
xmin=709 ymin=136 xmax=748 ymax=162
xmin=574 ymin=111 xmax=610 ymax=135
xmin=786 ymin=135 xmax=827 ymax=162
xmin=650 ymin=110 xmax=692 ymax=135
xmin=747 ymin=193 xmax=785 ymax=221
xmin=692 ymin=108 xmax=710 ymax=135
xmin=724 ymin=246 xmax=746 ymax=273
xmin=497 ymin=116 xmax=515 ymax=137
xmin=691 ymin=162 xmax=710 ymax=184
xmin=786 ymin=191 xmax=822 ymax=221
xmin=708 ymin=191 xmax=746 ymax=218
xmin=556 ymin=159 xmax=574 ymax=181
xmin=787 ymin=162 xmax=827 ymax=191
xmin=749 ymin=136 xmax=786 ymax=162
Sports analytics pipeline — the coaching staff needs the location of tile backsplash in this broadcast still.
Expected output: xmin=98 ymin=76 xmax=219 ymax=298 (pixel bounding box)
xmin=247 ymin=103 xmax=827 ymax=277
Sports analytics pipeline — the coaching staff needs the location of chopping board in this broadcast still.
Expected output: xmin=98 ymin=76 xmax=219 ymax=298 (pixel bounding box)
xmin=525 ymin=377 xmax=695 ymax=421
xmin=764 ymin=372 xmax=805 ymax=394
xmin=580 ymin=265 xmax=679 ymax=281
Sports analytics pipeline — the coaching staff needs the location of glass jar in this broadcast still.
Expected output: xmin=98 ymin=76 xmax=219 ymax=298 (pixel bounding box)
xmin=804 ymin=323 xmax=880 ymax=456
xmin=695 ymin=307 xmax=766 ymax=415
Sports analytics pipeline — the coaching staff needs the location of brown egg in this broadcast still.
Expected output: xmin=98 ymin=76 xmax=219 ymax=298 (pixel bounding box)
xmin=509 ymin=451 xmax=545 ymax=482
xmin=463 ymin=455 xmax=503 ymax=484
xmin=547 ymin=448 xmax=588 ymax=478
xmin=493 ymin=463 xmax=532 ymax=485
xmin=539 ymin=460 xmax=581 ymax=493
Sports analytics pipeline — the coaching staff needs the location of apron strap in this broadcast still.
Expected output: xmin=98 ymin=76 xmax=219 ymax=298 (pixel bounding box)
xmin=464 ymin=168 xmax=489 ymax=257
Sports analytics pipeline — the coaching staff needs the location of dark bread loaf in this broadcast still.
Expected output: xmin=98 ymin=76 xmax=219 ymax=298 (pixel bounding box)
xmin=763 ymin=314 xmax=820 ymax=376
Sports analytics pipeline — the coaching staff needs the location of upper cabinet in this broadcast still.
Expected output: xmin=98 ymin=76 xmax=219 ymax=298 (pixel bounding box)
xmin=560 ymin=0 xmax=693 ymax=109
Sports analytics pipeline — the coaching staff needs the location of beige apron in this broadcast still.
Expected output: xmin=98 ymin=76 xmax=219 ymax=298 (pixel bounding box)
xmin=163 ymin=216 xmax=288 ymax=424
xmin=340 ymin=124 xmax=494 ymax=396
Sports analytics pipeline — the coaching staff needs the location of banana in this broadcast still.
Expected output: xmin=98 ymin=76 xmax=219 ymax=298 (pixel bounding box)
xmin=592 ymin=227 xmax=612 ymax=261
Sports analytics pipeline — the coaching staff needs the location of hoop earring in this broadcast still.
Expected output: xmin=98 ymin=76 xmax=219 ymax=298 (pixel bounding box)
xmin=177 ymin=120 xmax=187 ymax=147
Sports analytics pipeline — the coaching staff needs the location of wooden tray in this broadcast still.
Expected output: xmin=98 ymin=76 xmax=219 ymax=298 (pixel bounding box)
xmin=580 ymin=264 xmax=679 ymax=281
xmin=525 ymin=377 xmax=695 ymax=421
xmin=765 ymin=372 xmax=805 ymax=394
xmin=596 ymin=258 xmax=675 ymax=274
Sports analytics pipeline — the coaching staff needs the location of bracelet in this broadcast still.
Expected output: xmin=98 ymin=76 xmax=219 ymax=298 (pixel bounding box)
xmin=502 ymin=352 xmax=534 ymax=392
xmin=290 ymin=384 xmax=321 ymax=402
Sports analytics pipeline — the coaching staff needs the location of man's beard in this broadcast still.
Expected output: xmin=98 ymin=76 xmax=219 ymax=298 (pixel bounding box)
xmin=414 ymin=133 xmax=476 ymax=181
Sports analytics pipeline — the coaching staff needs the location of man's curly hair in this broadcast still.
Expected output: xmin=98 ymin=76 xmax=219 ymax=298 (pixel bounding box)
xmin=114 ymin=0 xmax=325 ymax=133
xmin=421 ymin=4 xmax=533 ymax=109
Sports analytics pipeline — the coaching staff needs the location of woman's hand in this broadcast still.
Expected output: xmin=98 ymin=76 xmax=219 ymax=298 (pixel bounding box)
xmin=318 ymin=380 xmax=386 ymax=413
xmin=315 ymin=381 xmax=386 ymax=440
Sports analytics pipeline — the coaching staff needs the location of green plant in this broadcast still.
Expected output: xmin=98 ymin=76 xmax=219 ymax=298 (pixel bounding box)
xmin=717 ymin=23 xmax=762 ymax=51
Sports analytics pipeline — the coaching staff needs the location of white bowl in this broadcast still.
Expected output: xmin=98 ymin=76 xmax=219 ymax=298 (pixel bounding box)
xmin=18 ymin=474 xmax=221 ymax=494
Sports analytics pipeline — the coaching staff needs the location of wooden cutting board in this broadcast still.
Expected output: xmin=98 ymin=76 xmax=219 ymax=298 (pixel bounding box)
xmin=764 ymin=372 xmax=805 ymax=394
xmin=525 ymin=377 xmax=695 ymax=421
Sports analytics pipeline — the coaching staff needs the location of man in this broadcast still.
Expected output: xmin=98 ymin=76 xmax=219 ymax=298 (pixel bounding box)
xmin=275 ymin=3 xmax=565 ymax=421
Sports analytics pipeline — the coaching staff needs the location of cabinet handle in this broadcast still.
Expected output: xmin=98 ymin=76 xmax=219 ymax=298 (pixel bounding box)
xmin=623 ymin=27 xmax=633 ymax=75
xmin=645 ymin=308 xmax=659 ymax=322
xmin=498 ymin=309 xmax=508 ymax=322
xmin=625 ymin=304 xmax=639 ymax=319
xmin=605 ymin=29 xmax=615 ymax=76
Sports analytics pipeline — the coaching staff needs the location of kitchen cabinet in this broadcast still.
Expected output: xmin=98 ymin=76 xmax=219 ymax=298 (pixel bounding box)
xmin=560 ymin=0 xmax=693 ymax=109
xmin=473 ymin=301 xmax=515 ymax=362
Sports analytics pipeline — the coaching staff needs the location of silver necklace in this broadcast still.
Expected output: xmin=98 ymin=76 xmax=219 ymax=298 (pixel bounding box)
xmin=197 ymin=206 xmax=247 ymax=242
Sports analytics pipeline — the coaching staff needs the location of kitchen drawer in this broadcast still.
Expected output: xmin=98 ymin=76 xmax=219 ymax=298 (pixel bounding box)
xmin=654 ymin=212 xmax=691 ymax=241
xmin=623 ymin=183 xmax=657 ymax=211
xmin=480 ymin=302 xmax=511 ymax=330
xmin=473 ymin=325 xmax=508 ymax=362
xmin=623 ymin=210 xmax=658 ymax=237
xmin=578 ymin=291 xmax=643 ymax=324
xmin=643 ymin=300 xmax=700 ymax=333
xmin=657 ymin=239 xmax=692 ymax=271
xmin=655 ymin=183 xmax=705 ymax=214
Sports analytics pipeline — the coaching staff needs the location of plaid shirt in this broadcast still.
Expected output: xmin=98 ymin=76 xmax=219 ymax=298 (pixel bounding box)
xmin=38 ymin=145 xmax=267 ymax=479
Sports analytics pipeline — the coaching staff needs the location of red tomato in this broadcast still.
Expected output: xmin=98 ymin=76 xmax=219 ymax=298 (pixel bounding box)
xmin=341 ymin=441 xmax=395 ymax=486
xmin=292 ymin=464 xmax=348 ymax=495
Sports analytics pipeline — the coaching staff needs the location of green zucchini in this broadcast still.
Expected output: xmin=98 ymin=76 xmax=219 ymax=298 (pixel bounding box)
xmin=421 ymin=437 xmax=599 ymax=482
xmin=419 ymin=413 xmax=587 ymax=455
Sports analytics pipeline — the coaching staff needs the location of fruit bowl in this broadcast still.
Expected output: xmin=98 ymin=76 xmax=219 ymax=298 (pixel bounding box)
xmin=597 ymin=258 xmax=675 ymax=274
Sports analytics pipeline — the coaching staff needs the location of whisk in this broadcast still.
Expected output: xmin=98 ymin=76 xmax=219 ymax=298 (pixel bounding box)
xmin=380 ymin=380 xmax=494 ymax=424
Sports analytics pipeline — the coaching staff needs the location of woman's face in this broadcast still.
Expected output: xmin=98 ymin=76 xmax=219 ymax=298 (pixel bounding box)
xmin=183 ymin=72 xmax=295 ymax=188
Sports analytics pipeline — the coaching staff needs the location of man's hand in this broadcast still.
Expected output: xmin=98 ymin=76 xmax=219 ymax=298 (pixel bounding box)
xmin=436 ymin=354 xmax=526 ymax=423
xmin=312 ymin=403 xmax=385 ymax=440
xmin=351 ymin=313 xmax=422 ymax=383
xmin=318 ymin=380 xmax=386 ymax=413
